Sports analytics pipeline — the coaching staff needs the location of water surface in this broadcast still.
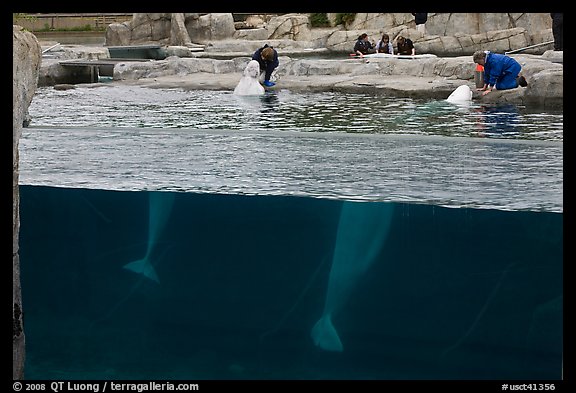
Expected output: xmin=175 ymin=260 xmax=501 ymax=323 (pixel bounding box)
xmin=22 ymin=86 xmax=563 ymax=212
xmin=28 ymin=86 xmax=563 ymax=141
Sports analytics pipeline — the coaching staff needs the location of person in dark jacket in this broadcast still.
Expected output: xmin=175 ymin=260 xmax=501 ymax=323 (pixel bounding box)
xmin=396 ymin=35 xmax=415 ymax=55
xmin=252 ymin=44 xmax=279 ymax=87
xmin=550 ymin=13 xmax=563 ymax=51
xmin=412 ymin=13 xmax=428 ymax=35
xmin=472 ymin=50 xmax=527 ymax=95
xmin=353 ymin=33 xmax=376 ymax=56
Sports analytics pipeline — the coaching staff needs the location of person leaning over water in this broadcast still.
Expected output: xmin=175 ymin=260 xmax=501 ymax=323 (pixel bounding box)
xmin=252 ymin=44 xmax=279 ymax=87
xmin=396 ymin=35 xmax=415 ymax=55
xmin=375 ymin=33 xmax=394 ymax=54
xmin=354 ymin=33 xmax=376 ymax=56
xmin=472 ymin=50 xmax=527 ymax=96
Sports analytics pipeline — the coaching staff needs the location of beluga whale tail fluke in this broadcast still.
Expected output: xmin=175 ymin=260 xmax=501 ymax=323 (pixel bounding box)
xmin=311 ymin=313 xmax=343 ymax=352
xmin=311 ymin=201 xmax=394 ymax=352
xmin=123 ymin=258 xmax=160 ymax=283
xmin=123 ymin=191 xmax=176 ymax=284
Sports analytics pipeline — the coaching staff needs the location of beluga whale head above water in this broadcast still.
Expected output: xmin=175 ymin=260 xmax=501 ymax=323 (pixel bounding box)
xmin=233 ymin=60 xmax=265 ymax=96
xmin=446 ymin=84 xmax=473 ymax=104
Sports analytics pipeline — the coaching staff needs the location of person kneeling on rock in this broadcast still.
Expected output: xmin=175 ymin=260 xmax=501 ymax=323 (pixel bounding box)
xmin=252 ymin=44 xmax=279 ymax=87
xmin=472 ymin=50 xmax=527 ymax=96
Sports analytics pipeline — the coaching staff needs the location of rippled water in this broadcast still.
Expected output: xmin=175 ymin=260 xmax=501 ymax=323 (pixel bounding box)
xmin=21 ymin=85 xmax=563 ymax=212
xmin=28 ymin=85 xmax=563 ymax=140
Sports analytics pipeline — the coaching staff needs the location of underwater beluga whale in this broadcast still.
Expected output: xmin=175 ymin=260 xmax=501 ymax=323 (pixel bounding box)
xmin=446 ymin=84 xmax=473 ymax=104
xmin=311 ymin=201 xmax=395 ymax=352
xmin=123 ymin=191 xmax=176 ymax=283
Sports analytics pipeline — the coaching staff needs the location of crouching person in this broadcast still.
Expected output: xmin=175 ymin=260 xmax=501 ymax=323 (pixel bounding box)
xmin=472 ymin=50 xmax=527 ymax=96
xmin=252 ymin=44 xmax=279 ymax=87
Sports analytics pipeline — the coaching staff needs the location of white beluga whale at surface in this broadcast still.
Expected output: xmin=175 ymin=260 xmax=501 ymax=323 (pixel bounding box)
xmin=234 ymin=60 xmax=265 ymax=96
xmin=123 ymin=191 xmax=176 ymax=283
xmin=446 ymin=84 xmax=473 ymax=104
xmin=311 ymin=201 xmax=394 ymax=352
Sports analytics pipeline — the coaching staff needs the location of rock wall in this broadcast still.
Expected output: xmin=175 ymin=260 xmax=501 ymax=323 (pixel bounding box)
xmin=13 ymin=25 xmax=41 ymax=380
xmin=347 ymin=13 xmax=551 ymax=36
xmin=106 ymin=13 xmax=555 ymax=56
xmin=106 ymin=13 xmax=236 ymax=46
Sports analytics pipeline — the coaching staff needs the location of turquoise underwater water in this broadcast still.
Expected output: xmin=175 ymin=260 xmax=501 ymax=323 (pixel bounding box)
xmin=19 ymin=185 xmax=562 ymax=380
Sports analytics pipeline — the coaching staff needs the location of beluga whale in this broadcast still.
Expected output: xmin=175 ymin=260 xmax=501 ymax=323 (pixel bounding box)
xmin=234 ymin=60 xmax=265 ymax=96
xmin=446 ymin=84 xmax=473 ymax=105
xmin=123 ymin=191 xmax=176 ymax=283
xmin=311 ymin=201 xmax=395 ymax=352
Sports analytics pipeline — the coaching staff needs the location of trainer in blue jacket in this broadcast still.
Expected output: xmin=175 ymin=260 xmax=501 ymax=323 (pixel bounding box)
xmin=472 ymin=50 xmax=527 ymax=95
xmin=252 ymin=44 xmax=279 ymax=87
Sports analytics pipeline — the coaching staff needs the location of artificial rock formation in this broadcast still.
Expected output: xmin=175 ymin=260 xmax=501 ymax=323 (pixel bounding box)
xmin=105 ymin=13 xmax=554 ymax=57
xmin=106 ymin=13 xmax=235 ymax=46
xmin=13 ymin=24 xmax=42 ymax=380
xmin=169 ymin=13 xmax=193 ymax=47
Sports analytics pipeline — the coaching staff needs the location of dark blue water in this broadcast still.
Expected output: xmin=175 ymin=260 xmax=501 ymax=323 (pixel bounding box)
xmin=19 ymin=185 xmax=562 ymax=380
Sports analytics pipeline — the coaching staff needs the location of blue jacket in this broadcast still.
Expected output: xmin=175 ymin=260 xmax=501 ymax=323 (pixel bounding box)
xmin=483 ymin=52 xmax=521 ymax=87
xmin=252 ymin=45 xmax=279 ymax=81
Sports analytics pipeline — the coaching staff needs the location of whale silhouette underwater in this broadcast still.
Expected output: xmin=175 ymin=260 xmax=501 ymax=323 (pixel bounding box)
xmin=123 ymin=191 xmax=176 ymax=284
xmin=89 ymin=191 xmax=176 ymax=327
xmin=311 ymin=201 xmax=395 ymax=352
xmin=120 ymin=193 xmax=395 ymax=354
